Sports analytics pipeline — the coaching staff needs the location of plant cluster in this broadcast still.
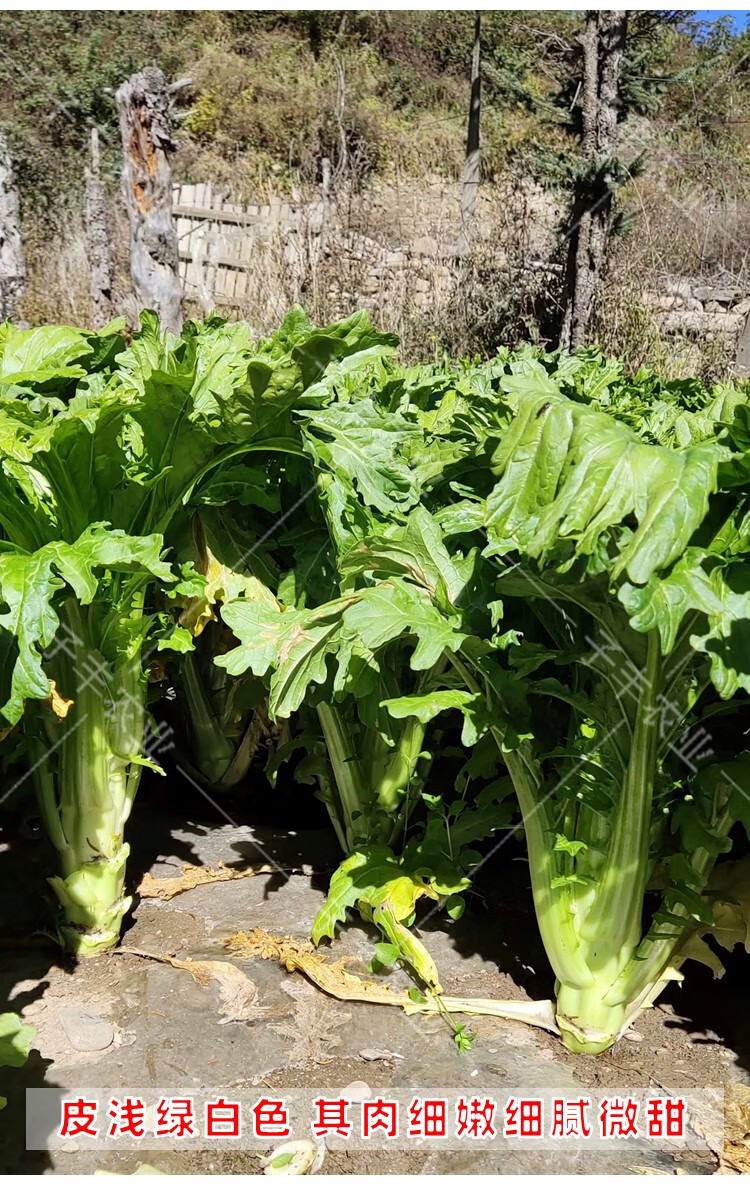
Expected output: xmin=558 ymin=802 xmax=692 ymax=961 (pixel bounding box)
xmin=3 ymin=314 xmax=750 ymax=1058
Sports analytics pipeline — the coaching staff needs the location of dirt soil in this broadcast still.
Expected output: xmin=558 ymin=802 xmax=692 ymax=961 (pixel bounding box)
xmin=1 ymin=800 xmax=748 ymax=1176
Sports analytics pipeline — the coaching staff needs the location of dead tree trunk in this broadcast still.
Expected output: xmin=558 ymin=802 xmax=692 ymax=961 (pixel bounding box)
xmin=84 ymin=128 xmax=114 ymax=329
xmin=457 ymin=11 xmax=482 ymax=261
xmin=0 ymin=130 xmax=26 ymax=322
xmin=561 ymin=11 xmax=627 ymax=350
xmin=116 ymin=67 xmax=182 ymax=334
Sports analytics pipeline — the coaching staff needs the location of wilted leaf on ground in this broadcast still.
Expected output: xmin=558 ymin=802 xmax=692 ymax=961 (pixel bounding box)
xmin=119 ymin=947 xmax=267 ymax=1024
xmin=137 ymin=861 xmax=279 ymax=900
xmin=722 ymin=1085 xmax=750 ymax=1174
xmin=225 ymin=928 xmax=559 ymax=1033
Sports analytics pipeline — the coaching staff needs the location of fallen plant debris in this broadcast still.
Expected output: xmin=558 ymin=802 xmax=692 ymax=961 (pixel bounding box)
xmin=118 ymin=946 xmax=274 ymax=1024
xmin=720 ymin=1085 xmax=750 ymax=1175
xmin=225 ymin=928 xmax=560 ymax=1034
xmin=137 ymin=861 xmax=285 ymax=901
xmin=273 ymin=979 xmax=351 ymax=1066
xmin=260 ymin=1139 xmax=325 ymax=1175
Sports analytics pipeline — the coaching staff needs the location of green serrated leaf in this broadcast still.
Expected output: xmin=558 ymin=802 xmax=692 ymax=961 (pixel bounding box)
xmin=553 ymin=833 xmax=588 ymax=858
xmin=0 ymin=1013 xmax=36 ymax=1069
xmin=157 ymin=626 xmax=194 ymax=653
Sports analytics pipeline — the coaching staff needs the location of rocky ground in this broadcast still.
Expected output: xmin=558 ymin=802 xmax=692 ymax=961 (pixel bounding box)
xmin=1 ymin=802 xmax=747 ymax=1176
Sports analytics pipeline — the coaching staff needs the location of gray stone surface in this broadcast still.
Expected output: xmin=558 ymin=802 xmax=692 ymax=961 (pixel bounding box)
xmin=58 ymin=1009 xmax=115 ymax=1053
xmin=1 ymin=824 xmax=724 ymax=1175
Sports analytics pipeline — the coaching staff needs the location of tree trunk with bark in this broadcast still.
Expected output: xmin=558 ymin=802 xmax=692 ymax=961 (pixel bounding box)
xmin=116 ymin=67 xmax=182 ymax=334
xmin=457 ymin=11 xmax=482 ymax=262
xmin=561 ymin=10 xmax=627 ymax=351
xmin=84 ymin=128 xmax=114 ymax=329
xmin=0 ymin=130 xmax=26 ymax=322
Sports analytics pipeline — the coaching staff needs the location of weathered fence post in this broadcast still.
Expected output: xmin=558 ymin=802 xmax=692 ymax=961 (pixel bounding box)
xmin=116 ymin=67 xmax=182 ymax=334
xmin=84 ymin=127 xmax=114 ymax=328
xmin=0 ymin=129 xmax=26 ymax=322
xmin=456 ymin=11 xmax=482 ymax=262
xmin=735 ymin=315 xmax=750 ymax=377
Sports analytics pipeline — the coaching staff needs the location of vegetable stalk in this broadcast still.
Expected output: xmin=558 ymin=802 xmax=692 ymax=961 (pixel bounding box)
xmin=34 ymin=604 xmax=147 ymax=955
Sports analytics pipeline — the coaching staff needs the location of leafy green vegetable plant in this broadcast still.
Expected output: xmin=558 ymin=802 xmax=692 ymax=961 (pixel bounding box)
xmin=220 ymin=347 xmax=750 ymax=1053
xmin=0 ymin=308 xmax=388 ymax=953
xmin=7 ymin=306 xmax=750 ymax=1062
xmin=361 ymin=374 xmax=750 ymax=1053
xmin=215 ymin=367 xmax=515 ymax=995
xmin=466 ymin=379 xmax=750 ymax=1051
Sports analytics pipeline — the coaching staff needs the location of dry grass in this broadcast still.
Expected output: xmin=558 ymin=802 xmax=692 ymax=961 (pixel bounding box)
xmin=20 ymin=198 xmax=133 ymax=330
xmin=19 ymin=169 xmax=748 ymax=383
xmin=591 ymin=176 xmax=747 ymax=382
xmin=20 ymin=213 xmax=91 ymax=327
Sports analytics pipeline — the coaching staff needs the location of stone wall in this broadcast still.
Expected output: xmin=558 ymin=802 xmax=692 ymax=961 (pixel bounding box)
xmin=645 ymin=278 xmax=750 ymax=339
xmin=173 ymin=179 xmax=750 ymax=367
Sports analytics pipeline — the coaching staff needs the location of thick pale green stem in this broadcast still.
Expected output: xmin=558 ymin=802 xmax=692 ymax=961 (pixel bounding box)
xmin=555 ymin=982 xmax=627 ymax=1054
xmin=555 ymin=631 xmax=661 ymax=1051
xmin=450 ymin=648 xmax=594 ymax=991
xmin=376 ymin=717 xmax=426 ymax=815
xmin=317 ymin=703 xmax=368 ymax=849
xmin=580 ymin=631 xmax=661 ymax=956
xmin=452 ymin=638 xmax=661 ymax=1054
xmin=499 ymin=737 xmax=597 ymax=992
xmin=36 ymin=606 xmax=147 ymax=956
xmin=181 ymin=651 xmax=235 ymax=786
xmin=317 ymin=701 xmax=428 ymax=853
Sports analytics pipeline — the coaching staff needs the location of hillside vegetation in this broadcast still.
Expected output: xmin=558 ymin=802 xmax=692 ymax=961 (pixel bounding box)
xmin=2 ymin=10 xmax=750 ymax=371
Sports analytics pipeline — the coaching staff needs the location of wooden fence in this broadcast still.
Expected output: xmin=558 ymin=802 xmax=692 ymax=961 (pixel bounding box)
xmin=171 ymin=183 xmax=750 ymax=369
xmin=173 ymin=182 xmax=325 ymax=307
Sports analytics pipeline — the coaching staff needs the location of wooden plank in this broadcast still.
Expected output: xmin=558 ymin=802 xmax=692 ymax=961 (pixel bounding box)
xmin=735 ymin=312 xmax=750 ymax=376
xmin=178 ymin=247 xmax=257 ymax=272
xmin=185 ymin=227 xmax=205 ymax=291
xmin=207 ymin=230 xmax=224 ymax=299
xmin=172 ymin=203 xmax=265 ymax=227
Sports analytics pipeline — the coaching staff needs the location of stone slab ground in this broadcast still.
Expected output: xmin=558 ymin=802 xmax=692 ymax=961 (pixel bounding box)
xmin=0 ymin=817 xmax=743 ymax=1175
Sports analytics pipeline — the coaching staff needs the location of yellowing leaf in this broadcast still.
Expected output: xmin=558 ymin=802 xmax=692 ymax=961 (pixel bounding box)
xmin=48 ymin=680 xmax=74 ymax=720
xmin=137 ymin=861 xmax=279 ymax=900
xmin=179 ymin=548 xmax=279 ymax=637
xmin=119 ymin=947 xmax=266 ymax=1024
xmin=225 ymin=928 xmax=559 ymax=1034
